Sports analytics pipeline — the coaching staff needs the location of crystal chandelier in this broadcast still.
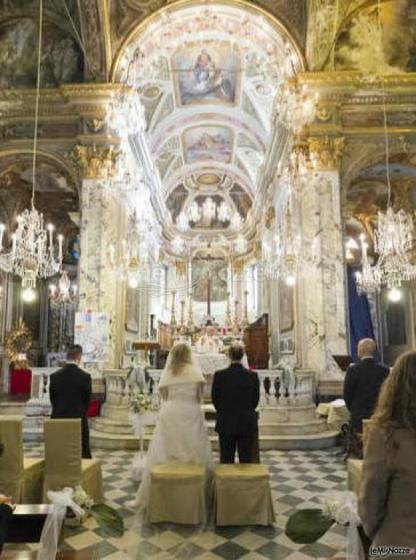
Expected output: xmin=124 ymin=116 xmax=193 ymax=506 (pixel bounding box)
xmin=108 ymin=212 xmax=142 ymax=286
xmin=49 ymin=270 xmax=78 ymax=306
xmin=176 ymin=197 xmax=243 ymax=231
xmin=0 ymin=214 xmax=63 ymax=289
xmin=355 ymin=12 xmax=416 ymax=294
xmin=262 ymin=195 xmax=301 ymax=286
xmin=356 ymin=208 xmax=416 ymax=293
xmin=106 ymin=88 xmax=146 ymax=138
xmin=0 ymin=0 xmax=63 ymax=300
xmin=275 ymin=77 xmax=318 ymax=134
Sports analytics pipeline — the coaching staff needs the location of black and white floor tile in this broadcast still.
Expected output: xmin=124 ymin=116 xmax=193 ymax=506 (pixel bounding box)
xmin=6 ymin=445 xmax=349 ymax=559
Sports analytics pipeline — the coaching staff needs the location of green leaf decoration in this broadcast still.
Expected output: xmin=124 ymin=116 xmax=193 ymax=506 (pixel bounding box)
xmin=89 ymin=504 xmax=124 ymax=537
xmin=285 ymin=509 xmax=334 ymax=544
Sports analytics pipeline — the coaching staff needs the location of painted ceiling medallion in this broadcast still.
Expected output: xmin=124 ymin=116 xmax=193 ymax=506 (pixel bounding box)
xmin=142 ymin=85 xmax=161 ymax=99
xmin=197 ymin=173 xmax=221 ymax=186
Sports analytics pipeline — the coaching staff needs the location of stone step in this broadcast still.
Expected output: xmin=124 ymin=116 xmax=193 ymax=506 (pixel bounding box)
xmin=89 ymin=428 xmax=339 ymax=451
xmin=90 ymin=416 xmax=328 ymax=437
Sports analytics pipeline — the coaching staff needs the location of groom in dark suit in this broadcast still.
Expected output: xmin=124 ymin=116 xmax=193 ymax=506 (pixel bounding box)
xmin=212 ymin=344 xmax=260 ymax=463
xmin=49 ymin=345 xmax=92 ymax=458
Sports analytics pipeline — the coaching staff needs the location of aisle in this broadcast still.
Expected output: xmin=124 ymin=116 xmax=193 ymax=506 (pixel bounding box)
xmin=9 ymin=445 xmax=349 ymax=559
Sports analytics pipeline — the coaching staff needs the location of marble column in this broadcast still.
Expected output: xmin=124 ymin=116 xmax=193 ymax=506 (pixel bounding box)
xmin=74 ymin=144 xmax=126 ymax=370
xmin=298 ymin=137 xmax=348 ymax=381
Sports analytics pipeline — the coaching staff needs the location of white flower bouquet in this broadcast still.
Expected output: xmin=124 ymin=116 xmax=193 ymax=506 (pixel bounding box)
xmin=129 ymin=392 xmax=153 ymax=415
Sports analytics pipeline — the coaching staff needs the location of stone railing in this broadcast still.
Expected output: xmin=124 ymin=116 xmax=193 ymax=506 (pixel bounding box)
xmin=258 ymin=369 xmax=315 ymax=407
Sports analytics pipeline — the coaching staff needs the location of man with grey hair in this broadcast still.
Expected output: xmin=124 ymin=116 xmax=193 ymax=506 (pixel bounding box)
xmin=212 ymin=343 xmax=260 ymax=463
xmin=343 ymin=338 xmax=389 ymax=434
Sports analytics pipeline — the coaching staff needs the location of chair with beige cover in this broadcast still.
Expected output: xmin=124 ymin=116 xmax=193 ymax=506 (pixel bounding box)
xmin=213 ymin=464 xmax=275 ymax=526
xmin=148 ymin=463 xmax=206 ymax=524
xmin=347 ymin=419 xmax=373 ymax=495
xmin=43 ymin=419 xmax=104 ymax=504
xmin=0 ymin=416 xmax=44 ymax=503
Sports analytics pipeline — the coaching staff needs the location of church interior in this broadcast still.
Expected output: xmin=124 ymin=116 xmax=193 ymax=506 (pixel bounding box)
xmin=1 ymin=0 xmax=416 ymax=558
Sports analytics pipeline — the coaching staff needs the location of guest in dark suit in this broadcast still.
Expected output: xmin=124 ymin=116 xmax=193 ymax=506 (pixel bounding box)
xmin=0 ymin=497 xmax=14 ymax=553
xmin=343 ymin=338 xmax=389 ymax=434
xmin=212 ymin=344 xmax=260 ymax=463
xmin=49 ymin=345 xmax=92 ymax=459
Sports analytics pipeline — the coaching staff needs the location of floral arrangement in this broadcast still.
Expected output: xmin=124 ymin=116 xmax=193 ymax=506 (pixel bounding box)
xmin=50 ymin=486 xmax=124 ymax=537
xmin=5 ymin=319 xmax=32 ymax=364
xmin=285 ymin=491 xmax=363 ymax=558
xmin=129 ymin=392 xmax=153 ymax=415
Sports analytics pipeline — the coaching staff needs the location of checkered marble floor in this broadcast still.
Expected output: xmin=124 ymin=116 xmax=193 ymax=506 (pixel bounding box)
xmin=6 ymin=445 xmax=350 ymax=559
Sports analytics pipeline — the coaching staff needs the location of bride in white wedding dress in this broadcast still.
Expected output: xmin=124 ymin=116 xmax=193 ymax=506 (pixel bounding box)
xmin=130 ymin=343 xmax=213 ymax=513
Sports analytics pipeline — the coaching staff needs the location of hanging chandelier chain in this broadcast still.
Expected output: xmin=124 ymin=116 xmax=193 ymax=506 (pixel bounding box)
xmin=31 ymin=0 xmax=44 ymax=209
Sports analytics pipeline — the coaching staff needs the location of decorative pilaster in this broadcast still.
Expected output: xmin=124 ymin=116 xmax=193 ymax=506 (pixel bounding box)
xmin=75 ymin=144 xmax=125 ymax=370
xmin=298 ymin=137 xmax=348 ymax=380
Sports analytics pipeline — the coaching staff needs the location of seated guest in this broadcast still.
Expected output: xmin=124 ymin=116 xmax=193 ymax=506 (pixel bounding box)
xmin=343 ymin=338 xmax=389 ymax=434
xmin=0 ymin=495 xmax=14 ymax=553
xmin=359 ymin=351 xmax=416 ymax=556
xmin=49 ymin=345 xmax=92 ymax=459
xmin=212 ymin=343 xmax=260 ymax=463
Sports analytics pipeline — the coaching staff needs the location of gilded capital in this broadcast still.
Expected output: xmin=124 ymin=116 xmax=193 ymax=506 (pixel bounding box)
xmin=308 ymin=136 xmax=345 ymax=171
xmin=72 ymin=144 xmax=120 ymax=180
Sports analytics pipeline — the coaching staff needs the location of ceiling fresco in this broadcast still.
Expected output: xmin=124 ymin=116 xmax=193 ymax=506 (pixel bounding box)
xmin=334 ymin=0 xmax=416 ymax=73
xmin=114 ymin=2 xmax=302 ymax=236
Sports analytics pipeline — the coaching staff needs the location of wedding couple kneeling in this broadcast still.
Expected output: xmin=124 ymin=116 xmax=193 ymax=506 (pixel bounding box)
xmin=130 ymin=342 xmax=260 ymax=513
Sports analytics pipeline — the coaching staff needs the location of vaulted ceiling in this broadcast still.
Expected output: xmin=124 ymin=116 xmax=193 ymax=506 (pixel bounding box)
xmin=113 ymin=2 xmax=303 ymax=239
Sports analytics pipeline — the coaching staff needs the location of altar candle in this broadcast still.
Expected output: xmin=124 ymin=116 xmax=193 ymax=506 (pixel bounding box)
xmin=58 ymin=234 xmax=63 ymax=262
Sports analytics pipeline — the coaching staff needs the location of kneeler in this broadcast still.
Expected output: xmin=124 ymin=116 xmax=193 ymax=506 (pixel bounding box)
xmin=148 ymin=463 xmax=206 ymax=524
xmin=43 ymin=419 xmax=104 ymax=504
xmin=0 ymin=416 xmax=44 ymax=503
xmin=213 ymin=464 xmax=275 ymax=526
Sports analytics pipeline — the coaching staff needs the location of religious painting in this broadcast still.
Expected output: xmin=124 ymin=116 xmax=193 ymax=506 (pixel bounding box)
xmin=229 ymin=183 xmax=252 ymax=218
xmin=334 ymin=0 xmax=416 ymax=74
xmin=279 ymin=280 xmax=295 ymax=355
xmin=0 ymin=18 xmax=83 ymax=88
xmin=173 ymin=40 xmax=240 ymax=106
xmin=192 ymin=258 xmax=228 ymax=303
xmin=125 ymin=286 xmax=140 ymax=333
xmin=183 ymin=126 xmax=233 ymax=164
xmin=166 ymin=184 xmax=188 ymax=222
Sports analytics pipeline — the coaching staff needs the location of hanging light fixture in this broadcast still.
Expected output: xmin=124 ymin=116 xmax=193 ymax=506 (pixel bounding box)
xmin=177 ymin=198 xmax=239 ymax=230
xmin=262 ymin=177 xmax=301 ymax=285
xmin=0 ymin=0 xmax=63 ymax=294
xmin=356 ymin=1 xmax=416 ymax=294
xmin=275 ymin=77 xmax=319 ymax=134
xmin=49 ymin=270 xmax=78 ymax=306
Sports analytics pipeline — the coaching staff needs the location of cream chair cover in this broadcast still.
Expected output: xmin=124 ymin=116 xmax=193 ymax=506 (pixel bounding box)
xmin=43 ymin=419 xmax=104 ymax=503
xmin=0 ymin=416 xmax=44 ymax=503
xmin=148 ymin=463 xmax=206 ymax=524
xmin=347 ymin=458 xmax=363 ymax=495
xmin=213 ymin=464 xmax=275 ymax=526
